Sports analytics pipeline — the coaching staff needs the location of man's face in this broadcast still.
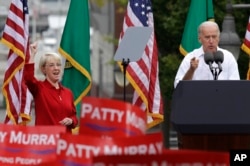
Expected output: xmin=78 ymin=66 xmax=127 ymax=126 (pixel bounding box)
xmin=199 ymin=26 xmax=219 ymax=53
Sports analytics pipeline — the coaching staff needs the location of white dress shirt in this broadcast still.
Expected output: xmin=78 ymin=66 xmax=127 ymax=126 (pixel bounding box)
xmin=174 ymin=46 xmax=240 ymax=88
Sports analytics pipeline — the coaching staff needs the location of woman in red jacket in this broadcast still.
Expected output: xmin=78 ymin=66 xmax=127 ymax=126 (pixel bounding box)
xmin=24 ymin=42 xmax=78 ymax=133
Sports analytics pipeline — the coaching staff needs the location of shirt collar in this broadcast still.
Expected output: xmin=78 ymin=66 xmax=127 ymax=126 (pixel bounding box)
xmin=44 ymin=79 xmax=63 ymax=90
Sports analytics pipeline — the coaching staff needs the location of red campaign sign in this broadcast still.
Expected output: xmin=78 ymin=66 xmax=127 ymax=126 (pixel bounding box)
xmin=93 ymin=149 xmax=230 ymax=165
xmin=56 ymin=132 xmax=163 ymax=165
xmin=0 ymin=124 xmax=65 ymax=166
xmin=79 ymin=97 xmax=147 ymax=137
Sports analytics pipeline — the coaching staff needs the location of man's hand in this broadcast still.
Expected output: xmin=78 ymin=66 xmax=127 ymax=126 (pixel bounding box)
xmin=190 ymin=57 xmax=199 ymax=71
xmin=182 ymin=57 xmax=199 ymax=81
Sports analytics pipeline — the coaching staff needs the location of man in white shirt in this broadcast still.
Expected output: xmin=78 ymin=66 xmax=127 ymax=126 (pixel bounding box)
xmin=174 ymin=21 xmax=240 ymax=88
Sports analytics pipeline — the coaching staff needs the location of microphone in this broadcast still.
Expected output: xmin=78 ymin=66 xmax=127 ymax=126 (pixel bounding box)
xmin=204 ymin=52 xmax=214 ymax=72
xmin=214 ymin=51 xmax=224 ymax=71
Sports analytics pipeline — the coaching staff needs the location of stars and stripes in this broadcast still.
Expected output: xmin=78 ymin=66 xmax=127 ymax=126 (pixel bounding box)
xmin=241 ymin=16 xmax=250 ymax=55
xmin=1 ymin=0 xmax=32 ymax=124
xmin=119 ymin=0 xmax=163 ymax=128
xmin=241 ymin=16 xmax=250 ymax=80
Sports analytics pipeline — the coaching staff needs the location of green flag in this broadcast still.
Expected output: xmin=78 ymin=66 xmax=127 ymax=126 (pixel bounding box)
xmin=179 ymin=0 xmax=214 ymax=56
xmin=59 ymin=0 xmax=91 ymax=118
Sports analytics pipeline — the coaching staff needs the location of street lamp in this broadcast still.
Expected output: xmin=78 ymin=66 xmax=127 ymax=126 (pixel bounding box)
xmin=219 ymin=0 xmax=241 ymax=60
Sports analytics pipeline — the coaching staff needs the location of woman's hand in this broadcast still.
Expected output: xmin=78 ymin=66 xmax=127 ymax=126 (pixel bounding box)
xmin=59 ymin=117 xmax=73 ymax=126
xmin=29 ymin=42 xmax=38 ymax=63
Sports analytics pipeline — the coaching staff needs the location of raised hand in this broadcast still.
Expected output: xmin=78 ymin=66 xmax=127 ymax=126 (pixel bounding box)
xmin=29 ymin=42 xmax=38 ymax=63
xmin=190 ymin=57 xmax=199 ymax=71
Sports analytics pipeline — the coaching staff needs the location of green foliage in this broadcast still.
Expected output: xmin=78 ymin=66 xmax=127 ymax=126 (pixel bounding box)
xmin=159 ymin=55 xmax=182 ymax=101
xmin=90 ymin=0 xmax=127 ymax=7
xmin=90 ymin=0 xmax=127 ymax=11
xmin=238 ymin=51 xmax=249 ymax=79
xmin=90 ymin=0 xmax=107 ymax=7
xmin=153 ymin=0 xmax=190 ymax=54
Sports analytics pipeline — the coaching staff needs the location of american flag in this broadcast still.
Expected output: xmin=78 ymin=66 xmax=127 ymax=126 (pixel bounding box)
xmin=1 ymin=0 xmax=32 ymax=124
xmin=119 ymin=0 xmax=163 ymax=128
xmin=241 ymin=16 xmax=250 ymax=80
xmin=241 ymin=16 xmax=250 ymax=55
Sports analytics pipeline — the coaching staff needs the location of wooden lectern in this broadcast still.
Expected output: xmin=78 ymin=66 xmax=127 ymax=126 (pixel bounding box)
xmin=171 ymin=80 xmax=250 ymax=151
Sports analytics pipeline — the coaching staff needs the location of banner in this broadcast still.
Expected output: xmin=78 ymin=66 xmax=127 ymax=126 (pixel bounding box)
xmin=80 ymin=97 xmax=147 ymax=137
xmin=0 ymin=124 xmax=65 ymax=165
xmin=56 ymin=132 xmax=163 ymax=165
xmin=93 ymin=149 xmax=229 ymax=165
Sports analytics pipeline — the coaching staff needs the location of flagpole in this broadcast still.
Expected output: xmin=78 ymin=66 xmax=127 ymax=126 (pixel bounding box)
xmin=121 ymin=58 xmax=130 ymax=101
xmin=31 ymin=1 xmax=37 ymax=42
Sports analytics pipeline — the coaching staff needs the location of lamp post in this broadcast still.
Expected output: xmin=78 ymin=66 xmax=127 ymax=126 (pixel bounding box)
xmin=219 ymin=0 xmax=241 ymax=60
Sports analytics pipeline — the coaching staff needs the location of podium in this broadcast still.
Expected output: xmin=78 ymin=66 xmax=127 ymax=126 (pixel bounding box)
xmin=170 ymin=80 xmax=250 ymax=151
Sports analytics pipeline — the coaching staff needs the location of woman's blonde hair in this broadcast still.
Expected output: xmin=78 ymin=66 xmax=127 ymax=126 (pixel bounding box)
xmin=39 ymin=52 xmax=62 ymax=75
